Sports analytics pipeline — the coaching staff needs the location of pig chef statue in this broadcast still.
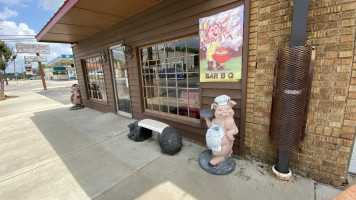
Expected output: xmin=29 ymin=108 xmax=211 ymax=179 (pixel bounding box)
xmin=199 ymin=95 xmax=238 ymax=175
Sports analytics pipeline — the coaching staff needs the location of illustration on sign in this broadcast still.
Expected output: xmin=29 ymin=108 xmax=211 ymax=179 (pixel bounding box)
xmin=16 ymin=43 xmax=51 ymax=54
xmin=199 ymin=5 xmax=244 ymax=82
xmin=24 ymin=62 xmax=31 ymax=67
xmin=24 ymin=62 xmax=32 ymax=74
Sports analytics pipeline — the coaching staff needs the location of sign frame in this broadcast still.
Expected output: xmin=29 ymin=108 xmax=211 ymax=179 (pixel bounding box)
xmin=16 ymin=43 xmax=51 ymax=54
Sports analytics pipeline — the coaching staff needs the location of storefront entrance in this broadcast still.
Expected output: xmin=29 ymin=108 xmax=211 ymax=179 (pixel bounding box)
xmin=109 ymin=44 xmax=132 ymax=118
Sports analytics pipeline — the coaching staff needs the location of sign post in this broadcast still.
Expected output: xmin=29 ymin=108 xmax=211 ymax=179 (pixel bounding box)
xmin=36 ymin=53 xmax=47 ymax=90
xmin=16 ymin=43 xmax=50 ymax=90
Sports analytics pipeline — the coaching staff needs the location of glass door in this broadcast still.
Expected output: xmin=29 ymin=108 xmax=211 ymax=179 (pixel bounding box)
xmin=109 ymin=44 xmax=132 ymax=118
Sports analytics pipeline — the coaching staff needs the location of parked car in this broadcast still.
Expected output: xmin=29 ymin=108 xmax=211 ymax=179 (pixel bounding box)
xmin=159 ymin=68 xmax=186 ymax=79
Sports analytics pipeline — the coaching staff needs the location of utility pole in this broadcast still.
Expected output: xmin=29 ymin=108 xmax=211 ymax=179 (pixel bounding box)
xmin=13 ymin=59 xmax=18 ymax=85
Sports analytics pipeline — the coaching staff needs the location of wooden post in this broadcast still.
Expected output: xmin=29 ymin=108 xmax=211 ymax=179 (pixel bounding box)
xmin=37 ymin=53 xmax=47 ymax=90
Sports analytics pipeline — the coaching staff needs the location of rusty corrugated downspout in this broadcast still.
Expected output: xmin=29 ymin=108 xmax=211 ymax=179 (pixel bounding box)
xmin=271 ymin=46 xmax=314 ymax=172
xmin=270 ymin=0 xmax=311 ymax=177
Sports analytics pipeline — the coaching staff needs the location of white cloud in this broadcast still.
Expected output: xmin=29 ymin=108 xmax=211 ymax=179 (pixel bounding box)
xmin=0 ymin=7 xmax=18 ymax=20
xmin=0 ymin=20 xmax=72 ymax=73
xmin=0 ymin=0 xmax=31 ymax=7
xmin=39 ymin=0 xmax=64 ymax=11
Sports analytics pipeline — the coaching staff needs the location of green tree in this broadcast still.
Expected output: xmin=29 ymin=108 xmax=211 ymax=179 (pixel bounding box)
xmin=41 ymin=64 xmax=51 ymax=69
xmin=0 ymin=41 xmax=16 ymax=86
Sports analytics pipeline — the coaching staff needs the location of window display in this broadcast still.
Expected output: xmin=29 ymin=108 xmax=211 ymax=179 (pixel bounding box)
xmin=83 ymin=56 xmax=107 ymax=101
xmin=140 ymin=36 xmax=200 ymax=119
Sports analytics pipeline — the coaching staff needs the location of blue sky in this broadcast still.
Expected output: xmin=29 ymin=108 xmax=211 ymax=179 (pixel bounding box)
xmin=0 ymin=0 xmax=72 ymax=73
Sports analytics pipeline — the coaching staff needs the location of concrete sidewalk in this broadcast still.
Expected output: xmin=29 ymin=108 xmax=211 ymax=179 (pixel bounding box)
xmin=0 ymin=90 xmax=343 ymax=200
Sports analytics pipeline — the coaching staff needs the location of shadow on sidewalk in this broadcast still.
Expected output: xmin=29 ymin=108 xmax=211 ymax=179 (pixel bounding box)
xmin=28 ymin=106 xmax=210 ymax=199
xmin=26 ymin=105 xmax=341 ymax=200
xmin=37 ymin=88 xmax=72 ymax=105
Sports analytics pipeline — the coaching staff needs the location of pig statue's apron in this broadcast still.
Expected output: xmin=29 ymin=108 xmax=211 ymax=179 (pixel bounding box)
xmin=206 ymin=120 xmax=225 ymax=152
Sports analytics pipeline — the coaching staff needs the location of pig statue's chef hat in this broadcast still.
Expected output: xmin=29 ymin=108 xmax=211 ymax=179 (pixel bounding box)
xmin=214 ymin=95 xmax=231 ymax=106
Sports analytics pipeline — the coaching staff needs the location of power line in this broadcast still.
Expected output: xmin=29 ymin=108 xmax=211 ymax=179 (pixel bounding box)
xmin=0 ymin=35 xmax=36 ymax=36
xmin=0 ymin=38 xmax=37 ymax=40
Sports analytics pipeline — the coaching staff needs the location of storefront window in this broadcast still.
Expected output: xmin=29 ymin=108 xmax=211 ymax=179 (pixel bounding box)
xmin=140 ymin=36 xmax=200 ymax=119
xmin=83 ymin=56 xmax=107 ymax=101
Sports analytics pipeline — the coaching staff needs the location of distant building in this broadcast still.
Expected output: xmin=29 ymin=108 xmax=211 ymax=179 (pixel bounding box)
xmin=44 ymin=67 xmax=69 ymax=80
xmin=46 ymin=54 xmax=76 ymax=80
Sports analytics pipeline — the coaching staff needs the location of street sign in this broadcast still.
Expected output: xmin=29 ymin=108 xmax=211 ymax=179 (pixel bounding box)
xmin=24 ymin=56 xmax=47 ymax=62
xmin=16 ymin=43 xmax=51 ymax=54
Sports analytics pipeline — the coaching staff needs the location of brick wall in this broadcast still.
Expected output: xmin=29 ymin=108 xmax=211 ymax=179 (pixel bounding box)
xmin=245 ymin=0 xmax=356 ymax=186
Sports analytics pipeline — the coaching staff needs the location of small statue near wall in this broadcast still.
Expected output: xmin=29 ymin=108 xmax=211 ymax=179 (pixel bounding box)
xmin=70 ymin=84 xmax=84 ymax=110
xmin=199 ymin=95 xmax=238 ymax=175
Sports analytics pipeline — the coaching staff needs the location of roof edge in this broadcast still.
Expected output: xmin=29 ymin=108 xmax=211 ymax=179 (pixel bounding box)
xmin=36 ymin=0 xmax=79 ymax=43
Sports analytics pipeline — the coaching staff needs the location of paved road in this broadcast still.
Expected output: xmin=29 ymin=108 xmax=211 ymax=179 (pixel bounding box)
xmin=3 ymin=79 xmax=77 ymax=92
xmin=4 ymin=79 xmax=76 ymax=106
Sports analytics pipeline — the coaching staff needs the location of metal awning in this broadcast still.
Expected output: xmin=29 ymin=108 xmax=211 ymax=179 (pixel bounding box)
xmin=36 ymin=0 xmax=164 ymax=43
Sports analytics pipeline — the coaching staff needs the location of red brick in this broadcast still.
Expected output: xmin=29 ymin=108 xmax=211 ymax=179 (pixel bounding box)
xmin=339 ymin=51 xmax=353 ymax=58
xmin=342 ymin=2 xmax=356 ymax=11
xmin=325 ymin=43 xmax=354 ymax=51
xmin=351 ymin=78 xmax=356 ymax=85
xmin=335 ymin=81 xmax=347 ymax=87
xmin=346 ymin=107 xmax=356 ymax=112
xmin=325 ymin=52 xmax=338 ymax=58
xmin=340 ymin=133 xmax=354 ymax=140
xmin=327 ymin=27 xmax=354 ymax=36
xmin=348 ymin=93 xmax=356 ymax=99
xmin=340 ymin=35 xmax=355 ymax=43
xmin=313 ymin=6 xmax=341 ymax=16
xmin=270 ymin=2 xmax=289 ymax=11
xmin=342 ymin=127 xmax=355 ymax=134
xmin=308 ymin=15 xmax=327 ymax=24
xmin=258 ymin=33 xmax=267 ymax=39
xmin=324 ymin=59 xmax=352 ymax=66
xmin=342 ymin=19 xmax=355 ymax=27
xmin=345 ymin=113 xmax=356 ymax=120
xmin=329 ymin=11 xmax=356 ymax=21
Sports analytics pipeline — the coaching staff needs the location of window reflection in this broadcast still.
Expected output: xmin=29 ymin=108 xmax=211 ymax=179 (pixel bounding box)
xmin=165 ymin=42 xmax=174 ymax=58
xmin=187 ymin=37 xmax=199 ymax=55
xmin=188 ymin=73 xmax=199 ymax=88
xmin=187 ymin=55 xmax=199 ymax=72
xmin=140 ymin=36 xmax=200 ymax=119
xmin=157 ymin=44 xmax=165 ymax=59
xmin=175 ymin=39 xmax=186 ymax=57
xmin=83 ymin=56 xmax=107 ymax=101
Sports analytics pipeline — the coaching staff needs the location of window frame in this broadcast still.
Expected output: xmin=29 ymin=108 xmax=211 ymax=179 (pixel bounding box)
xmin=82 ymin=54 xmax=108 ymax=102
xmin=139 ymin=35 xmax=201 ymax=123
